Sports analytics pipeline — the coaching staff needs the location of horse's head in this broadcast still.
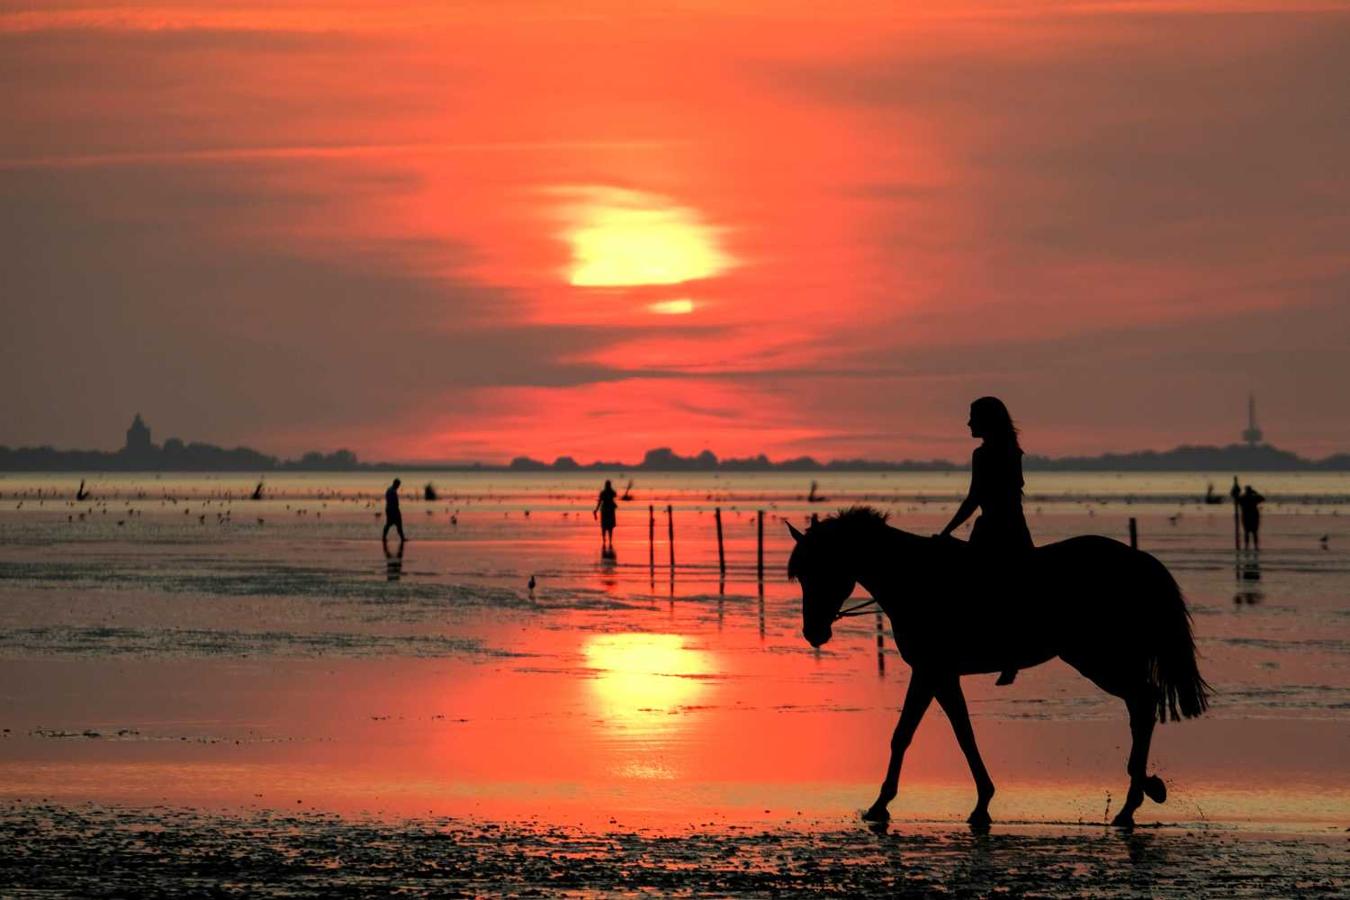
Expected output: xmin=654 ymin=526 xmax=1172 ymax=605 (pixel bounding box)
xmin=787 ymin=519 xmax=858 ymax=648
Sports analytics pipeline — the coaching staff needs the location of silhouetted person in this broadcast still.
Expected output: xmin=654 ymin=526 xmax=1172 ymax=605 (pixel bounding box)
xmin=1238 ymin=485 xmax=1264 ymax=550
xmin=251 ymin=481 xmax=264 ymax=501
xmin=383 ymin=478 xmax=405 ymax=545
xmin=939 ymin=396 xmax=1033 ymax=686
xmin=424 ymin=482 xmax=438 ymax=501
xmin=76 ymin=480 xmax=89 ymax=501
xmin=593 ymin=479 xmax=618 ymax=551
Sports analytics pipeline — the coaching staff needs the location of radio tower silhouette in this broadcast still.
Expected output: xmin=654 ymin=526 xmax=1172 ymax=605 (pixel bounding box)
xmin=1241 ymin=394 xmax=1264 ymax=446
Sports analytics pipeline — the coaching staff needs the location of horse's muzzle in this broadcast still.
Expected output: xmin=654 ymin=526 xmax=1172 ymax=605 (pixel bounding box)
xmin=803 ymin=625 xmax=832 ymax=648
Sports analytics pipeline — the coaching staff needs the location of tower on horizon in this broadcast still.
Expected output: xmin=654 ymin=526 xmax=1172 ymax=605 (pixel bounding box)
xmin=125 ymin=413 xmax=152 ymax=455
xmin=1241 ymin=393 xmax=1264 ymax=446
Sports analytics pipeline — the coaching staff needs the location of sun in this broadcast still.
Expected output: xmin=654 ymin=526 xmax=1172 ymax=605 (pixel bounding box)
xmin=558 ymin=187 xmax=732 ymax=288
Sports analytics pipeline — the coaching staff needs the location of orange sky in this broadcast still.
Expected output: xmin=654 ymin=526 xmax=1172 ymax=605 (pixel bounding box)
xmin=3 ymin=1 xmax=1349 ymax=462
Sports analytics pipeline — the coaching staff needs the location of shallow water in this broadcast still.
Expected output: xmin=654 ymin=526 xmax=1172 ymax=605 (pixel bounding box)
xmin=1 ymin=471 xmax=1347 ymax=891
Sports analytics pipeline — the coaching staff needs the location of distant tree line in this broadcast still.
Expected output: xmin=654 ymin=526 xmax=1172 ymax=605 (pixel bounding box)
xmin=506 ymin=444 xmax=1350 ymax=473
xmin=2 ymin=441 xmax=1348 ymax=473
xmin=0 ymin=442 xmax=363 ymax=472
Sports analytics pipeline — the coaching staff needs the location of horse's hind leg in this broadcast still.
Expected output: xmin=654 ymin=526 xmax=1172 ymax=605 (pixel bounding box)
xmin=934 ymin=676 xmax=995 ymax=828
xmin=1111 ymin=689 xmax=1165 ymax=828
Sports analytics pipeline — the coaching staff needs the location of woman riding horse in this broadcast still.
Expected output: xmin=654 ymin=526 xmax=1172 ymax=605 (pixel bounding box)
xmin=788 ymin=507 xmax=1209 ymax=829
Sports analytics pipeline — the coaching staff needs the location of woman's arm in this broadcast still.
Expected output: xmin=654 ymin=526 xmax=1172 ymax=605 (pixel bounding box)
xmin=940 ymin=451 xmax=983 ymax=537
xmin=940 ymin=492 xmax=979 ymax=537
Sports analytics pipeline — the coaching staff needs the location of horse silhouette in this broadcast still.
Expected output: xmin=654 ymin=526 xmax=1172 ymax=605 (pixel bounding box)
xmin=787 ymin=507 xmax=1209 ymax=829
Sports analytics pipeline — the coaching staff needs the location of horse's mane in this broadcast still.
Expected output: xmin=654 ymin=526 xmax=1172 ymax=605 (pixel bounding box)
xmin=787 ymin=505 xmax=893 ymax=581
xmin=823 ymin=505 xmax=891 ymax=531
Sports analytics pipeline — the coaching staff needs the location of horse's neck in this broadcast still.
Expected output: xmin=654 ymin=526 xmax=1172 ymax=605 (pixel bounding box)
xmin=853 ymin=527 xmax=927 ymax=613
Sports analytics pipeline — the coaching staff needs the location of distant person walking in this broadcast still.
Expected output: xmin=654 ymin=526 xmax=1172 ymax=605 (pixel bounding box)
xmin=383 ymin=478 xmax=406 ymax=545
xmin=593 ymin=479 xmax=618 ymax=551
xmin=1238 ymin=485 xmax=1265 ymax=551
xmin=939 ymin=396 xmax=1034 ymax=686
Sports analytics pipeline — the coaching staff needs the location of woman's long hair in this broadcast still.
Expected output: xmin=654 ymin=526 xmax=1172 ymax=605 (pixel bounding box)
xmin=971 ymin=396 xmax=1021 ymax=450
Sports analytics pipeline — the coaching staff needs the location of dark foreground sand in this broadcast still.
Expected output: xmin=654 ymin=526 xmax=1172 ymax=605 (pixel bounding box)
xmin=2 ymin=804 xmax=1343 ymax=898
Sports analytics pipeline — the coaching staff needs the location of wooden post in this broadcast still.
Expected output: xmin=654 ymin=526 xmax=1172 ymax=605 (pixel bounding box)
xmin=875 ymin=609 xmax=886 ymax=676
xmin=758 ymin=576 xmax=765 ymax=640
xmin=714 ymin=507 xmax=726 ymax=576
xmin=1128 ymin=517 xmax=1138 ymax=550
xmin=756 ymin=510 xmax=764 ymax=581
xmin=648 ymin=505 xmax=655 ymax=573
xmin=667 ymin=504 xmax=675 ymax=571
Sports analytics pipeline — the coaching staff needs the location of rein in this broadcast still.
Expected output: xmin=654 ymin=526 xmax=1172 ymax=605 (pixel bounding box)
xmin=833 ymin=597 xmax=879 ymax=620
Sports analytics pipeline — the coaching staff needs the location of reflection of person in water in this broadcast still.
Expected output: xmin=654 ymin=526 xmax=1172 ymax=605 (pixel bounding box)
xmin=383 ymin=478 xmax=405 ymax=545
xmin=384 ymin=539 xmax=404 ymax=582
xmin=939 ymin=396 xmax=1034 ymax=686
xmin=1238 ymin=485 xmax=1265 ymax=551
xmin=593 ymin=479 xmax=618 ymax=551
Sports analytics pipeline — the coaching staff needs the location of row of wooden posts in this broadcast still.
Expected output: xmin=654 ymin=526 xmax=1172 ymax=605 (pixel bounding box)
xmin=649 ymin=504 xmax=766 ymax=580
xmin=647 ymin=505 xmax=1147 ymax=575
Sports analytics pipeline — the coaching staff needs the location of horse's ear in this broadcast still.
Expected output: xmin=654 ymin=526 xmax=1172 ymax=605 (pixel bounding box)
xmin=786 ymin=522 xmax=804 ymax=543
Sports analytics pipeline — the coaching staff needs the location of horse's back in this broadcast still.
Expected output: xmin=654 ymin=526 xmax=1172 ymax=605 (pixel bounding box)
xmin=904 ymin=534 xmax=1174 ymax=672
xmin=1032 ymin=535 xmax=1169 ymax=593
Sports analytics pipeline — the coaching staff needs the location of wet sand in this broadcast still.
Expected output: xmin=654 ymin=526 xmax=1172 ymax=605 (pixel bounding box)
xmin=2 ymin=804 xmax=1344 ymax=898
xmin=1 ymin=472 xmax=1347 ymax=893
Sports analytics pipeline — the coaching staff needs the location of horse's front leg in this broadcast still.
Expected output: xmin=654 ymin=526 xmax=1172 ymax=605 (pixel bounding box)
xmin=863 ymin=671 xmax=933 ymax=823
xmin=934 ymin=675 xmax=996 ymax=828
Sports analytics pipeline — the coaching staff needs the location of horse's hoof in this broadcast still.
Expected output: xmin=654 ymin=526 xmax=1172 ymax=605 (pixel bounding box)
xmin=1143 ymin=775 xmax=1167 ymax=804
xmin=967 ymin=809 xmax=992 ymax=830
xmin=1110 ymin=811 xmax=1136 ymax=829
xmin=862 ymin=806 xmax=890 ymax=824
xmin=865 ymin=818 xmax=891 ymax=836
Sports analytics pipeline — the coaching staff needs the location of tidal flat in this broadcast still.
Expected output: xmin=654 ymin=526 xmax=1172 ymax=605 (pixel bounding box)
xmin=1 ymin=472 xmax=1347 ymax=895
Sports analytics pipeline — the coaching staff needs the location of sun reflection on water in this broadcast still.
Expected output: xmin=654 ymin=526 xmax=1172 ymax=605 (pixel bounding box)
xmin=582 ymin=633 xmax=715 ymax=736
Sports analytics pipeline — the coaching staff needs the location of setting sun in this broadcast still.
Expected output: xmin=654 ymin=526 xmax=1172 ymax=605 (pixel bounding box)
xmin=560 ymin=187 xmax=732 ymax=287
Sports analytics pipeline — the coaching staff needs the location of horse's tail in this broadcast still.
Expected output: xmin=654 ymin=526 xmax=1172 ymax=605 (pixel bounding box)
xmin=1147 ymin=558 xmax=1211 ymax=722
